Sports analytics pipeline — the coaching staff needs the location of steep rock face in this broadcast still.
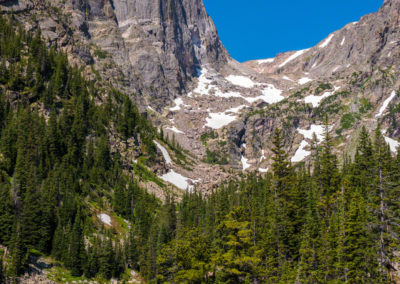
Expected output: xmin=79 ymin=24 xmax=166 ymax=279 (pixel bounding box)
xmin=66 ymin=0 xmax=228 ymax=107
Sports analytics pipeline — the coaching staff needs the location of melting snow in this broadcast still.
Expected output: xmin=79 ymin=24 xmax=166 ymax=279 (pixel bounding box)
xmin=160 ymin=170 xmax=199 ymax=191
xmin=283 ymin=76 xmax=294 ymax=81
xmin=260 ymin=149 xmax=266 ymax=162
xmin=170 ymin=98 xmax=186 ymax=111
xmin=384 ymin=136 xmax=400 ymax=153
xmin=375 ymin=90 xmax=396 ymax=118
xmin=226 ymin=75 xmax=256 ymax=88
xmin=241 ymin=155 xmax=251 ymax=171
xmin=166 ymin=126 xmax=185 ymax=134
xmin=242 ymin=85 xmax=284 ymax=104
xmin=213 ymin=90 xmax=243 ymax=99
xmin=257 ymin=58 xmax=275 ymax=64
xmin=332 ymin=66 xmax=341 ymax=73
xmin=298 ymin=77 xmax=312 ymax=85
xmin=279 ymin=49 xmax=309 ymax=68
xmin=304 ymin=86 xmax=340 ymax=107
xmin=311 ymin=61 xmax=318 ymax=69
xmin=205 ymin=112 xmax=237 ymax=129
xmin=259 ymin=168 xmax=269 ymax=173
xmin=291 ymin=140 xmax=311 ymax=162
xmin=154 ymin=141 xmax=172 ymax=164
xmin=226 ymin=105 xmax=246 ymax=114
xmin=98 ymin=213 xmax=112 ymax=226
xmin=297 ymin=124 xmax=330 ymax=143
xmin=341 ymin=37 xmax=346 ymax=46
xmin=189 ymin=68 xmax=213 ymax=97
xmin=319 ymin=34 xmax=334 ymax=48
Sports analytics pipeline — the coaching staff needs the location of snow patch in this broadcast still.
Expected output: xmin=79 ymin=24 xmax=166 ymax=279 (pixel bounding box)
xmin=154 ymin=141 xmax=172 ymax=164
xmin=279 ymin=49 xmax=309 ymax=68
xmin=297 ymin=124 xmax=330 ymax=143
xmin=376 ymin=90 xmax=396 ymax=118
xmin=291 ymin=140 xmax=310 ymax=162
xmin=340 ymin=37 xmax=346 ymax=46
xmin=159 ymin=170 xmax=199 ymax=191
xmin=319 ymin=34 xmax=334 ymax=48
xmin=298 ymin=77 xmax=312 ymax=85
xmin=259 ymin=167 xmax=269 ymax=173
xmin=332 ymin=66 xmax=341 ymax=73
xmin=213 ymin=90 xmax=243 ymax=99
xmin=260 ymin=149 xmax=266 ymax=162
xmin=226 ymin=105 xmax=246 ymax=114
xmin=311 ymin=61 xmax=318 ymax=69
xmin=384 ymin=136 xmax=400 ymax=153
xmin=304 ymin=86 xmax=340 ymax=107
xmin=205 ymin=112 xmax=237 ymax=129
xmin=166 ymin=126 xmax=185 ymax=134
xmin=283 ymin=76 xmax=294 ymax=81
xmin=170 ymin=98 xmax=186 ymax=111
xmin=241 ymin=155 xmax=251 ymax=171
xmin=225 ymin=75 xmax=256 ymax=88
xmin=257 ymin=58 xmax=274 ymax=64
xmin=98 ymin=213 xmax=112 ymax=226
xmin=243 ymin=85 xmax=284 ymax=104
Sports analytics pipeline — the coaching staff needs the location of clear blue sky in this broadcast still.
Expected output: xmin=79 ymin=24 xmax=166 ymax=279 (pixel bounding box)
xmin=203 ymin=0 xmax=383 ymax=62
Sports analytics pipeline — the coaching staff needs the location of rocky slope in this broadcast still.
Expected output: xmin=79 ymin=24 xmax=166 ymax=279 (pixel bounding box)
xmin=161 ymin=0 xmax=400 ymax=175
xmin=2 ymin=0 xmax=400 ymax=192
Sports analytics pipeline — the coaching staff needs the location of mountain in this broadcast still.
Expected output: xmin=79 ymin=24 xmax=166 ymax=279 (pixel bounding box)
xmin=1 ymin=0 xmax=400 ymax=282
xmin=1 ymin=0 xmax=228 ymax=109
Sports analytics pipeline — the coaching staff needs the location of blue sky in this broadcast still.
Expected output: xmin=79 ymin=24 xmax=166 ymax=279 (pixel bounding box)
xmin=203 ymin=0 xmax=383 ymax=62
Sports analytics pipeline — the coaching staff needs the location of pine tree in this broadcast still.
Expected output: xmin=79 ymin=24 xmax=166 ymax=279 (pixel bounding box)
xmin=0 ymin=255 xmax=4 ymax=283
xmin=69 ymin=209 xmax=85 ymax=276
xmin=9 ymin=223 xmax=27 ymax=276
xmin=213 ymin=207 xmax=263 ymax=283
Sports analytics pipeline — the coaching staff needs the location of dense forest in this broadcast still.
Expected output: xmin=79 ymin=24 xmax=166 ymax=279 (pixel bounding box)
xmin=1 ymin=14 xmax=400 ymax=284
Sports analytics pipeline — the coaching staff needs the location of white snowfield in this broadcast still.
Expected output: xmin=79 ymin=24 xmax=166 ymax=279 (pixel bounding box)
xmin=375 ymin=90 xmax=396 ymax=118
xmin=297 ymin=124 xmax=328 ymax=143
xmin=98 ymin=213 xmax=112 ymax=226
xmin=304 ymin=86 xmax=340 ymax=107
xmin=283 ymin=76 xmax=294 ymax=81
xmin=257 ymin=58 xmax=274 ymax=64
xmin=225 ymin=75 xmax=256 ymax=88
xmin=292 ymin=124 xmax=332 ymax=162
xmin=166 ymin=126 xmax=185 ymax=134
xmin=159 ymin=170 xmax=199 ymax=191
xmin=319 ymin=34 xmax=334 ymax=48
xmin=259 ymin=168 xmax=268 ymax=173
xmin=205 ymin=112 xmax=237 ymax=129
xmin=279 ymin=49 xmax=309 ymax=68
xmin=384 ymin=136 xmax=400 ymax=153
xmin=291 ymin=140 xmax=311 ymax=162
xmin=170 ymin=97 xmax=186 ymax=111
xmin=256 ymin=85 xmax=284 ymax=104
xmin=154 ymin=140 xmax=172 ymax=164
xmin=190 ymin=68 xmax=213 ymax=97
xmin=241 ymin=155 xmax=251 ymax=171
xmin=298 ymin=77 xmax=312 ymax=85
xmin=341 ymin=37 xmax=346 ymax=46
xmin=191 ymin=68 xmax=284 ymax=107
